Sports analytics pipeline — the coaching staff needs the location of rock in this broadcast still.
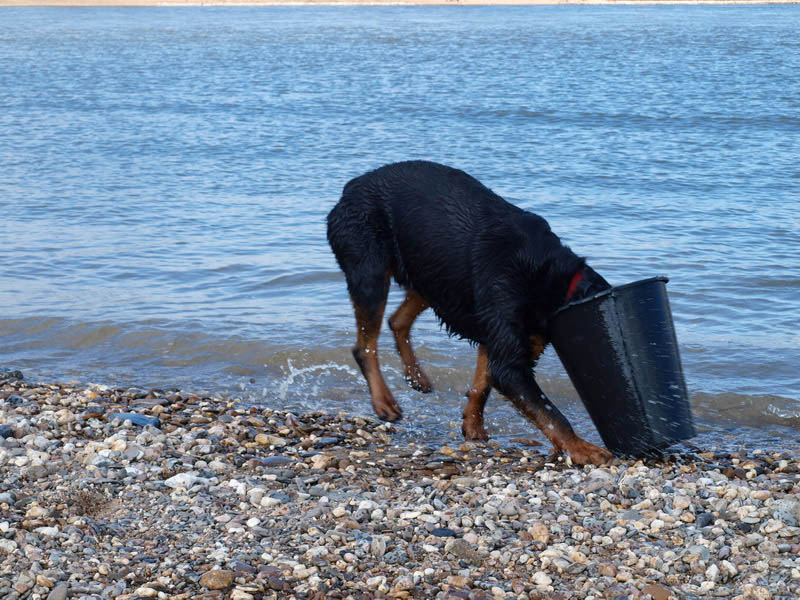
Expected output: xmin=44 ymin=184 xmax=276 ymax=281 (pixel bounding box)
xmin=310 ymin=453 xmax=332 ymax=470
xmin=620 ymin=509 xmax=643 ymax=522
xmin=265 ymin=576 xmax=287 ymax=591
xmin=642 ymin=583 xmax=672 ymax=600
xmin=164 ymin=472 xmax=208 ymax=489
xmin=46 ymin=583 xmax=68 ymax=600
xmin=208 ymin=459 xmax=230 ymax=473
xmin=0 ymin=369 xmax=23 ymax=381
xmin=313 ymin=436 xmax=343 ymax=448
xmin=673 ymin=495 xmax=691 ymax=510
xmin=259 ymin=455 xmax=295 ymax=467
xmin=773 ymin=498 xmax=800 ymax=526
xmin=696 ymin=512 xmax=714 ymax=528
xmin=255 ymin=433 xmax=286 ymax=447
xmin=498 ymin=501 xmax=519 ymax=516
xmin=393 ymin=575 xmax=414 ymax=591
xmin=742 ymin=584 xmax=772 ymax=600
xmin=14 ymin=572 xmax=34 ymax=594
xmin=384 ymin=548 xmax=409 ymax=565
xmin=722 ymin=467 xmax=748 ymax=480
xmin=200 ymin=569 xmax=234 ymax=590
xmin=108 ymin=412 xmax=160 ymax=428
xmin=528 ymin=522 xmax=550 ymax=544
xmin=34 ymin=526 xmax=59 ymax=537
xmin=597 ymin=563 xmax=617 ymax=577
xmin=370 ymin=535 xmax=387 ymax=557
xmin=445 ymin=539 xmax=481 ymax=565
xmin=532 ymin=572 xmax=552 ymax=587
xmin=686 ymin=544 xmax=711 ymax=561
xmin=446 ymin=575 xmax=471 ymax=588
xmin=431 ymin=527 xmax=457 ymax=537
xmin=510 ymin=438 xmax=542 ymax=447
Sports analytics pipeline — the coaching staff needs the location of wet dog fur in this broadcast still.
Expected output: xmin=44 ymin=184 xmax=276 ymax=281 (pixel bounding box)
xmin=327 ymin=160 xmax=613 ymax=465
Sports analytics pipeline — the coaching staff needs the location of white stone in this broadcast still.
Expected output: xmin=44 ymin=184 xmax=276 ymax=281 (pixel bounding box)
xmin=357 ymin=499 xmax=376 ymax=511
xmin=650 ymin=519 xmax=665 ymax=532
xmin=370 ymin=536 xmax=387 ymax=557
xmin=609 ymin=526 xmax=627 ymax=541
xmin=293 ymin=565 xmax=311 ymax=579
xmin=260 ymin=496 xmax=281 ymax=508
xmin=164 ymin=472 xmax=202 ymax=489
xmin=762 ymin=519 xmax=783 ymax=534
xmin=673 ymin=495 xmax=691 ymax=510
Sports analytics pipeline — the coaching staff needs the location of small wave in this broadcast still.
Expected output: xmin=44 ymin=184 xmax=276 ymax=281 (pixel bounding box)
xmin=691 ymin=391 xmax=800 ymax=432
xmin=276 ymin=358 xmax=360 ymax=403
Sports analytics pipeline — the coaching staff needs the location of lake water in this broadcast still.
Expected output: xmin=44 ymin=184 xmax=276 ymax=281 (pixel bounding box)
xmin=1 ymin=6 xmax=798 ymax=451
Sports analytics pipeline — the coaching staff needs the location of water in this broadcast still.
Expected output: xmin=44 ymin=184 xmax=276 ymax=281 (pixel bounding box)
xmin=1 ymin=6 xmax=798 ymax=451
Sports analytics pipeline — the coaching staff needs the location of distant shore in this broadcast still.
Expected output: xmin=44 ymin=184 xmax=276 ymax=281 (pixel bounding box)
xmin=3 ymin=0 xmax=799 ymax=6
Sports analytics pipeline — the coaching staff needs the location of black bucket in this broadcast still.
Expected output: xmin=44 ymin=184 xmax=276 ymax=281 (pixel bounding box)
xmin=549 ymin=276 xmax=695 ymax=456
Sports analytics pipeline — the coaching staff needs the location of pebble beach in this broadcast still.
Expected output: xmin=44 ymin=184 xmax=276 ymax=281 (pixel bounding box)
xmin=1 ymin=371 xmax=798 ymax=600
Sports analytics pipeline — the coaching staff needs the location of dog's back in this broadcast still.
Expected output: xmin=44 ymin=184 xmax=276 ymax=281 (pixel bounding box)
xmin=328 ymin=160 xmax=575 ymax=342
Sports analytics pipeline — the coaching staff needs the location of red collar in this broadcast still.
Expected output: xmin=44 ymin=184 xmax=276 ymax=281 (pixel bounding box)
xmin=565 ymin=269 xmax=584 ymax=303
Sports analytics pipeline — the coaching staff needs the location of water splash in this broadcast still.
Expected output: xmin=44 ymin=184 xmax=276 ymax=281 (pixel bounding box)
xmin=276 ymin=359 xmax=360 ymax=403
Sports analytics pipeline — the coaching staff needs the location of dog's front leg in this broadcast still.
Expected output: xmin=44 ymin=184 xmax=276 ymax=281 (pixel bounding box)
xmin=489 ymin=349 xmax=612 ymax=466
xmin=517 ymin=375 xmax=612 ymax=466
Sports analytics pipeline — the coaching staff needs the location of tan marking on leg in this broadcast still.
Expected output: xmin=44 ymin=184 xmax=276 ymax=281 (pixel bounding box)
xmin=462 ymin=344 xmax=492 ymax=441
xmin=508 ymin=394 xmax=612 ymax=466
xmin=351 ymin=272 xmax=401 ymax=422
xmin=388 ymin=290 xmax=432 ymax=393
xmin=529 ymin=334 xmax=548 ymax=362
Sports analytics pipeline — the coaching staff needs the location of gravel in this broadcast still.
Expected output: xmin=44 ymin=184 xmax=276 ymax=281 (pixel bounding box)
xmin=1 ymin=376 xmax=799 ymax=599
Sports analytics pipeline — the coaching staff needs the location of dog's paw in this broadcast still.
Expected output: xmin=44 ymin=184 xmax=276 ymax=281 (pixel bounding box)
xmin=462 ymin=415 xmax=489 ymax=442
xmin=372 ymin=391 xmax=403 ymax=422
xmin=407 ymin=368 xmax=433 ymax=394
xmin=565 ymin=438 xmax=613 ymax=466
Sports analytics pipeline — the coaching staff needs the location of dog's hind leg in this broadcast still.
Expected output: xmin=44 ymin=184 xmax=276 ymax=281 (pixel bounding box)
xmin=349 ymin=268 xmax=403 ymax=422
xmin=389 ymin=290 xmax=433 ymax=393
xmin=328 ymin=193 xmax=402 ymax=421
xmin=462 ymin=344 xmax=492 ymax=441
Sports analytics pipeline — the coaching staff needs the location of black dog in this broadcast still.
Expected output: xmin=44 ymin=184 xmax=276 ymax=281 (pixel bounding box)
xmin=327 ymin=161 xmax=613 ymax=465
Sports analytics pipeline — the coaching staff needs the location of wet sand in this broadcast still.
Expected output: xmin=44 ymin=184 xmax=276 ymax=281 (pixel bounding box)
xmin=1 ymin=372 xmax=799 ymax=599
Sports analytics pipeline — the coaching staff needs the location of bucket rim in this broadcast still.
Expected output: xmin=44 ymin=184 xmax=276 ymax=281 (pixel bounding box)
xmin=550 ymin=275 xmax=670 ymax=320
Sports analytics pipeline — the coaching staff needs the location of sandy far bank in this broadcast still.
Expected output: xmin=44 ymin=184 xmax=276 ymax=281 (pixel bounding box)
xmin=2 ymin=0 xmax=799 ymax=6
